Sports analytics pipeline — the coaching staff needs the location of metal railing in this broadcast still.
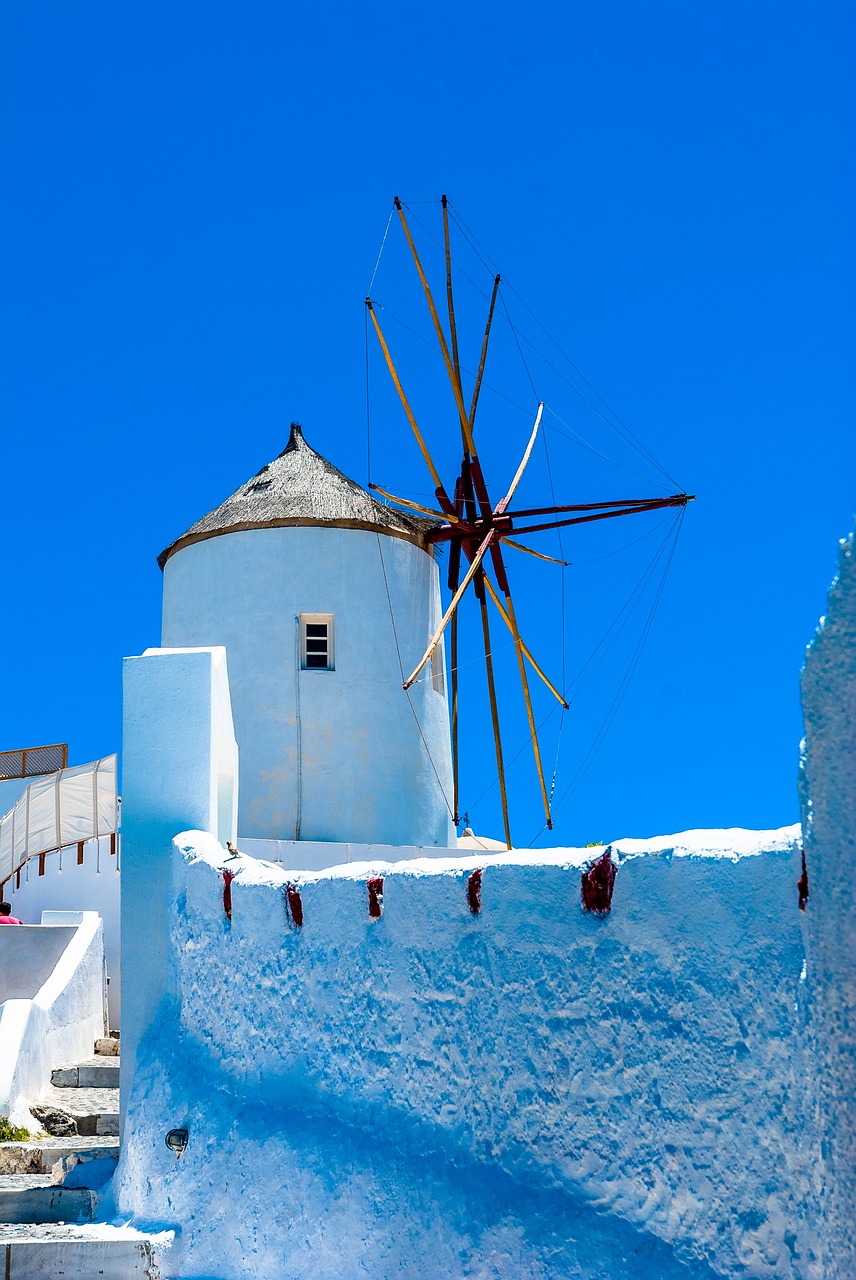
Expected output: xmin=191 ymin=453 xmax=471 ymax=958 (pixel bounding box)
xmin=0 ymin=743 xmax=68 ymax=781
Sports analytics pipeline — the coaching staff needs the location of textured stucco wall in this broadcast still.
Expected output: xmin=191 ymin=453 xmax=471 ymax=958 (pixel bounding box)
xmin=115 ymin=826 xmax=815 ymax=1280
xmin=160 ymin=525 xmax=454 ymax=848
xmin=799 ymin=526 xmax=856 ymax=1280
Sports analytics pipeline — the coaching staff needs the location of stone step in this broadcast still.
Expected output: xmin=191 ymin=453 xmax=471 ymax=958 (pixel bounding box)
xmin=0 ymin=1223 xmax=173 ymax=1278
xmin=51 ymin=1057 xmax=120 ymax=1089
xmin=0 ymin=1136 xmax=119 ymax=1178
xmin=0 ymin=1175 xmax=96 ymax=1224
xmin=32 ymin=1087 xmax=120 ymax=1138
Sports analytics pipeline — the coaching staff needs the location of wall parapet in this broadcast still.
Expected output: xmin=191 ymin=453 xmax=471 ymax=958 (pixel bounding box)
xmin=115 ymin=822 xmax=813 ymax=1280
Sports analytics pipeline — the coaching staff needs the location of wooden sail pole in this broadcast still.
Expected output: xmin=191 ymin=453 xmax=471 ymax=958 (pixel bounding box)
xmin=402 ymin=406 xmax=542 ymax=690
xmin=507 ymin=496 xmax=691 ymax=538
xmin=442 ymin=194 xmax=463 ymax=414
xmin=479 ymin=592 xmax=512 ymax=849
xmin=403 ymin=526 xmax=497 ymax=690
xmin=504 ymin=583 xmax=553 ymax=829
xmin=495 ymin=404 xmax=543 ymax=513
xmin=449 ymin=474 xmax=466 ymax=824
xmin=468 ymin=274 xmax=501 ymax=435
xmin=481 ymin=574 xmax=568 ymax=707
xmin=394 ymin=198 xmax=474 ymax=450
xmin=450 ymin=609 xmax=460 ymax=823
xmin=365 ymin=299 xmax=456 ymax=517
xmin=424 ymin=494 xmax=694 ymax=546
xmin=483 ymin=410 xmax=551 ymax=828
xmin=368 ymin=485 xmax=453 ymax=522
xmin=503 ymin=538 xmax=569 ymax=565
xmin=505 ymin=494 xmax=694 ymax=520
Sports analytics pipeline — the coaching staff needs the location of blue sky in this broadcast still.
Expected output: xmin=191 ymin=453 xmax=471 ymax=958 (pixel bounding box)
xmin=1 ymin=1 xmax=853 ymax=847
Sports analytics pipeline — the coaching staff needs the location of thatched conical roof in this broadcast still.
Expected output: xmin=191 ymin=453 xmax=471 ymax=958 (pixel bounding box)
xmin=158 ymin=423 xmax=437 ymax=569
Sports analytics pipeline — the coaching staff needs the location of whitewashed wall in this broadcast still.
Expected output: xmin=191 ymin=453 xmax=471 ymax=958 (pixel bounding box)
xmin=161 ymin=526 xmax=454 ymax=849
xmin=115 ymin=826 xmax=815 ymax=1280
xmin=800 ymin=526 xmax=856 ymax=1280
xmin=0 ymin=912 xmax=106 ymax=1126
xmin=3 ymin=836 xmax=120 ymax=1026
xmin=120 ymin=645 xmax=238 ymax=1129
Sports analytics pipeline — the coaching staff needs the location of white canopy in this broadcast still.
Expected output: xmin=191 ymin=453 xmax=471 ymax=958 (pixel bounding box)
xmin=0 ymin=755 xmax=118 ymax=887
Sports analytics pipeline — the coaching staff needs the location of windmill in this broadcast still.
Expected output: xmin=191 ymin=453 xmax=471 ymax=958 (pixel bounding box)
xmin=366 ymin=196 xmax=692 ymax=848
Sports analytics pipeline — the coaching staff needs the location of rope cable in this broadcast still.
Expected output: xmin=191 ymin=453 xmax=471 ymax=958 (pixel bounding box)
xmin=364 ymin=306 xmax=372 ymax=485
xmin=400 ymin=201 xmax=679 ymax=491
xmin=369 ymin=301 xmax=534 ymax=420
xmin=527 ymin=510 xmax=685 ymax=844
xmin=369 ymin=296 xmax=670 ymax=490
xmin=543 ymin=406 xmax=672 ymax=490
xmin=448 ymin=204 xmax=681 ymax=490
xmin=498 ymin=286 xmax=539 ymax=403
xmin=406 ymin=514 xmax=673 ymax=690
xmin=367 ymin=205 xmax=394 ymax=296
xmin=464 ymin=512 xmax=682 ymax=816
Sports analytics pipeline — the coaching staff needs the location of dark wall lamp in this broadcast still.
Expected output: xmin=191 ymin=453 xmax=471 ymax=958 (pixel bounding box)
xmin=165 ymin=1128 xmax=189 ymax=1158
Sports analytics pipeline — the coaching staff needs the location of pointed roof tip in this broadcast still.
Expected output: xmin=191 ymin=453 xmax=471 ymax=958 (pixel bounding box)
xmin=157 ymin=421 xmax=439 ymax=570
xmin=281 ymin=422 xmax=305 ymax=455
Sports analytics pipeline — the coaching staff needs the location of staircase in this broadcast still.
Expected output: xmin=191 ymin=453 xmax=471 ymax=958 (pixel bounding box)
xmin=0 ymin=1034 xmax=172 ymax=1277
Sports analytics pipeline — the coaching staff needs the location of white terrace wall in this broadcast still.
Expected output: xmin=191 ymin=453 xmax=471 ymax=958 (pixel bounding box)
xmin=799 ymin=526 xmax=856 ymax=1280
xmin=0 ymin=911 xmax=106 ymax=1127
xmin=114 ymin=827 xmax=815 ymax=1280
xmin=3 ymin=836 xmax=121 ymax=1025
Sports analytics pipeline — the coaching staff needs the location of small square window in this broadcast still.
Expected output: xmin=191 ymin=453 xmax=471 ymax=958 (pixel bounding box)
xmin=300 ymin=614 xmax=334 ymax=671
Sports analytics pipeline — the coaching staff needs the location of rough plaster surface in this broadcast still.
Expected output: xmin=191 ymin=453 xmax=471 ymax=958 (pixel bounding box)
xmin=800 ymin=526 xmax=856 ymax=1279
xmin=113 ymin=827 xmax=815 ymax=1279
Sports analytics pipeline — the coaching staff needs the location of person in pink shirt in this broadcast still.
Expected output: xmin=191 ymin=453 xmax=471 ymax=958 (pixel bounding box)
xmin=0 ymin=902 xmax=23 ymax=924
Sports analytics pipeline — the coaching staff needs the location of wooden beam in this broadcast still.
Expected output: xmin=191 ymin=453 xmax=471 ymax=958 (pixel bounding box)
xmin=368 ymin=484 xmax=451 ymax=522
xmin=365 ymin=298 xmax=453 ymax=508
xmin=403 ymin=526 xmax=497 ymax=689
xmin=394 ymin=198 xmax=475 ymax=452
xmin=479 ymin=593 xmax=512 ymax=849
xmin=504 ymin=584 xmax=553 ymax=829
xmin=468 ymin=274 xmax=501 ymax=442
xmin=502 ymin=537 xmax=570 ymax=565
xmin=482 ymin=574 xmax=569 ymax=708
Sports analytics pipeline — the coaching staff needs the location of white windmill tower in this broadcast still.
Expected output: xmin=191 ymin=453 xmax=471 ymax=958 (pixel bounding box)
xmin=157 ymin=422 xmax=456 ymax=849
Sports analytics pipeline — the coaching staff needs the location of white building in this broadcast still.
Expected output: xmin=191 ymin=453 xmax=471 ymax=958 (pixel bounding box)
xmin=158 ymin=422 xmax=455 ymax=849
